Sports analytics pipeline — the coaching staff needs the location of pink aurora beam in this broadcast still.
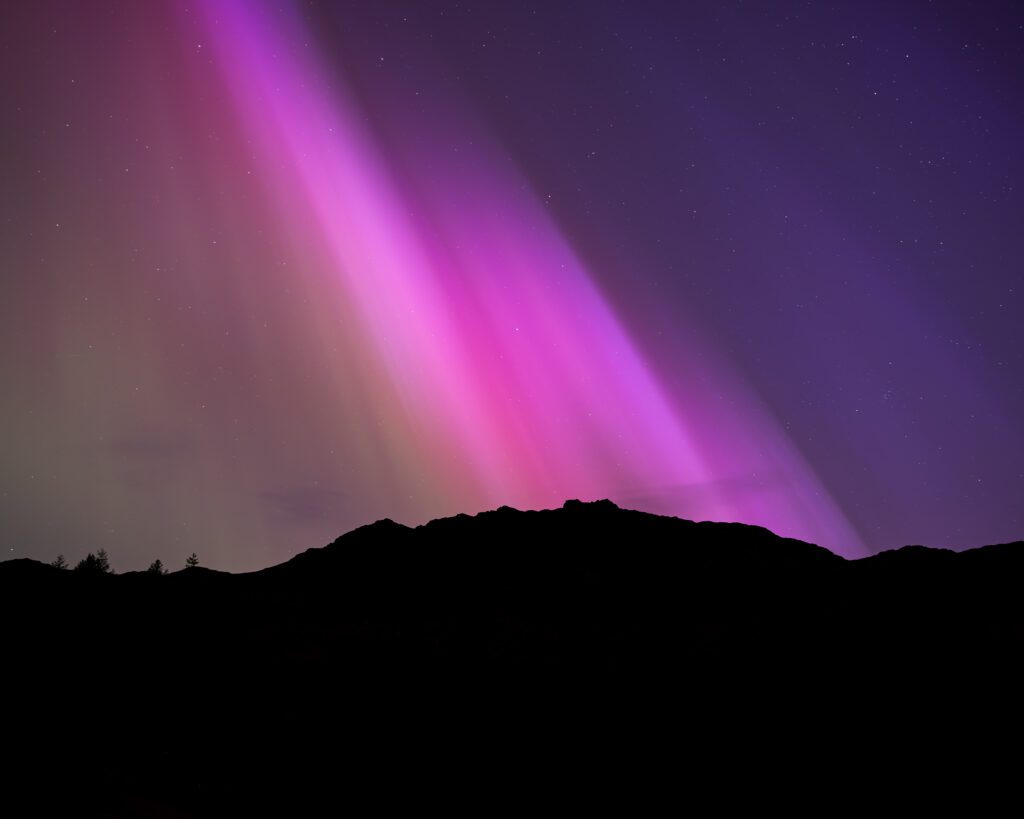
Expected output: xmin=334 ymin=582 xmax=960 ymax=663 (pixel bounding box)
xmin=193 ymin=0 xmax=865 ymax=556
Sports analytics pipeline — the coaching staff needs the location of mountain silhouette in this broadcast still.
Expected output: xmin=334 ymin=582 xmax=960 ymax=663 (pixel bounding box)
xmin=4 ymin=499 xmax=1022 ymax=815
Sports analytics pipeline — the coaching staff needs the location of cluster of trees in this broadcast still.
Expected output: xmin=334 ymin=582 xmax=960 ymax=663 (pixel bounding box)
xmin=50 ymin=551 xmax=201 ymax=574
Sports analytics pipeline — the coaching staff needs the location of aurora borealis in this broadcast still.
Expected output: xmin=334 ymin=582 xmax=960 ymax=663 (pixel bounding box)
xmin=2 ymin=1 xmax=1021 ymax=570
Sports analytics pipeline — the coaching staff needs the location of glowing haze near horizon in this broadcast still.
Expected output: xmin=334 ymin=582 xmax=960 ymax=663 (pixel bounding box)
xmin=2 ymin=1 xmax=1022 ymax=570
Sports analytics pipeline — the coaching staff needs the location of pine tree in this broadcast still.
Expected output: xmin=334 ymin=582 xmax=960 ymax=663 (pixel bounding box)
xmin=147 ymin=559 xmax=166 ymax=575
xmin=51 ymin=555 xmax=68 ymax=570
xmin=185 ymin=553 xmax=199 ymax=569
xmin=74 ymin=551 xmax=113 ymax=574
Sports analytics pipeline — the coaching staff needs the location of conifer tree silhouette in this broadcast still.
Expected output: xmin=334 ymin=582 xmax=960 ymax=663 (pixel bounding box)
xmin=96 ymin=549 xmax=111 ymax=573
xmin=75 ymin=549 xmax=112 ymax=574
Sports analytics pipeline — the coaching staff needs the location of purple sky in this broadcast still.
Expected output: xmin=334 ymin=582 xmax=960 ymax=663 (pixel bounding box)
xmin=1 ymin=0 xmax=1021 ymax=570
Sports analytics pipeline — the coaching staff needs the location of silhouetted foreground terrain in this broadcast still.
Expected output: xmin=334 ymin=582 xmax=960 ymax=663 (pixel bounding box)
xmin=4 ymin=499 xmax=1023 ymax=815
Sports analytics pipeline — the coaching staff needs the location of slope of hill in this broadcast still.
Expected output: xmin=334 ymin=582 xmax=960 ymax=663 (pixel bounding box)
xmin=3 ymin=499 xmax=1022 ymax=815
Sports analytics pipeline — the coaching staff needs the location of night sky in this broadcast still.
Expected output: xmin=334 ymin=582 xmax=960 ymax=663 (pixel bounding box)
xmin=2 ymin=0 xmax=1021 ymax=571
